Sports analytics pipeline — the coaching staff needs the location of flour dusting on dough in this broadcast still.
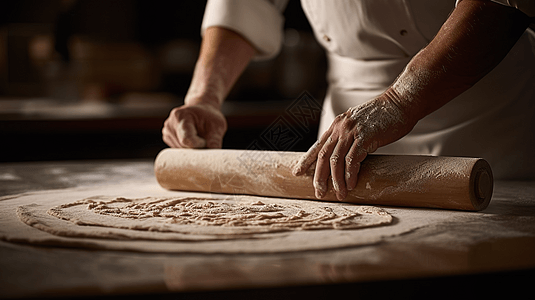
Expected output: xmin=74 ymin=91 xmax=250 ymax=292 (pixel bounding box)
xmin=46 ymin=196 xmax=393 ymax=237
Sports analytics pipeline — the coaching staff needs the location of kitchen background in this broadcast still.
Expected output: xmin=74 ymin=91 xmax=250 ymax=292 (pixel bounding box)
xmin=0 ymin=0 xmax=327 ymax=162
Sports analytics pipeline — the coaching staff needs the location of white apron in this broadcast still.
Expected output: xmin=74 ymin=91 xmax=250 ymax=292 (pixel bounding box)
xmin=300 ymin=0 xmax=535 ymax=179
xmin=202 ymin=0 xmax=535 ymax=179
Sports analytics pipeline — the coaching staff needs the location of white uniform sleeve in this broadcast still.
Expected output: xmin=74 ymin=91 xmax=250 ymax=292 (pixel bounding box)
xmin=201 ymin=0 xmax=289 ymax=60
xmin=456 ymin=0 xmax=535 ymax=17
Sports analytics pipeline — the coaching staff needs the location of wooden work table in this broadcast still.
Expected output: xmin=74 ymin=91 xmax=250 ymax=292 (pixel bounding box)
xmin=1 ymin=159 xmax=534 ymax=299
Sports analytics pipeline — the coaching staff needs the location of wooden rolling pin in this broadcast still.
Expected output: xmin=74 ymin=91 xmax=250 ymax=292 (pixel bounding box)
xmin=154 ymin=149 xmax=493 ymax=211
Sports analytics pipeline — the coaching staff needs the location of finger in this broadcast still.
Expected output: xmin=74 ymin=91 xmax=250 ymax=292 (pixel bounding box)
xmin=177 ymin=118 xmax=206 ymax=148
xmin=345 ymin=160 xmax=361 ymax=192
xmin=293 ymin=141 xmax=321 ymax=176
xmin=313 ymin=136 xmax=337 ymax=199
xmin=162 ymin=119 xmax=181 ymax=148
xmin=205 ymin=132 xmax=224 ymax=149
xmin=205 ymin=118 xmax=227 ymax=149
xmin=345 ymin=139 xmax=367 ymax=191
xmin=162 ymin=126 xmax=180 ymax=148
xmin=330 ymin=138 xmax=353 ymax=201
xmin=293 ymin=131 xmax=331 ymax=176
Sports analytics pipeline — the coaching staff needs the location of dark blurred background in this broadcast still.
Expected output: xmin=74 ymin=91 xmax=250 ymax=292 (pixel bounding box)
xmin=0 ymin=0 xmax=327 ymax=162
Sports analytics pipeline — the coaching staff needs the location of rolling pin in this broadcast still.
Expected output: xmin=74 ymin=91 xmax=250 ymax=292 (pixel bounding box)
xmin=154 ymin=149 xmax=493 ymax=211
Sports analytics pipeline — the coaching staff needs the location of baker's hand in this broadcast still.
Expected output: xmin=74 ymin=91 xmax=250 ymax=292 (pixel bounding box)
xmin=162 ymin=100 xmax=227 ymax=149
xmin=292 ymin=95 xmax=417 ymax=200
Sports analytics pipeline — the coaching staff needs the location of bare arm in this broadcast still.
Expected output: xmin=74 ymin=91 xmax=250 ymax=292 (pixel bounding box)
xmin=389 ymin=0 xmax=532 ymax=121
xmin=163 ymin=27 xmax=256 ymax=149
xmin=185 ymin=27 xmax=256 ymax=108
xmin=294 ymin=0 xmax=532 ymax=201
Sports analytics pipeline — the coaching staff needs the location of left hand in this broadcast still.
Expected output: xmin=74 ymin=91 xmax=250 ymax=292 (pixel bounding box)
xmin=292 ymin=94 xmax=417 ymax=200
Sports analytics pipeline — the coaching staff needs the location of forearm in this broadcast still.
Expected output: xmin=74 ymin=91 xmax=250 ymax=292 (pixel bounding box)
xmin=294 ymin=0 xmax=532 ymax=200
xmin=185 ymin=26 xmax=256 ymax=109
xmin=387 ymin=0 xmax=531 ymax=121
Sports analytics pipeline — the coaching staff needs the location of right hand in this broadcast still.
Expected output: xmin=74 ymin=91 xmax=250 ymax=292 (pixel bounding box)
xmin=162 ymin=100 xmax=227 ymax=149
xmin=292 ymin=95 xmax=417 ymax=200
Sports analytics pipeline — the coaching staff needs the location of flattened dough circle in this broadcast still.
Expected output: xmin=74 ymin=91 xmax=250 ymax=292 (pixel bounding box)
xmin=0 ymin=182 xmax=459 ymax=254
xmin=15 ymin=195 xmax=393 ymax=250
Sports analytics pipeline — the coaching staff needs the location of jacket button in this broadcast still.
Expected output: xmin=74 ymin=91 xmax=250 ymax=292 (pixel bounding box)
xmin=322 ymin=34 xmax=331 ymax=42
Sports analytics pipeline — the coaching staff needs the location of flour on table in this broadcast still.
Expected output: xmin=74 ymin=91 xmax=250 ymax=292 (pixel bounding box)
xmin=32 ymin=196 xmax=392 ymax=240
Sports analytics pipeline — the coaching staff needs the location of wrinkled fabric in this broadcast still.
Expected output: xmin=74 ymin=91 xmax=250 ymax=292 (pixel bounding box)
xmin=202 ymin=0 xmax=535 ymax=179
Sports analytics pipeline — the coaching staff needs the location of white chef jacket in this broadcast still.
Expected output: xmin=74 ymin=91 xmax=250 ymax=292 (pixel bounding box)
xmin=201 ymin=0 xmax=535 ymax=179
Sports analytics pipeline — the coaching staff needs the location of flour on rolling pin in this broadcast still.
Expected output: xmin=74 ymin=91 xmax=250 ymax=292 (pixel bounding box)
xmin=154 ymin=149 xmax=493 ymax=211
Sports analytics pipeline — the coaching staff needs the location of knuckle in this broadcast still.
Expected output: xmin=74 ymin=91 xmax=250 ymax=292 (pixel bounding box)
xmin=330 ymin=154 xmax=340 ymax=165
xmin=354 ymin=137 xmax=364 ymax=147
xmin=163 ymin=118 xmax=172 ymax=128
xmin=318 ymin=148 xmax=329 ymax=159
xmin=170 ymin=107 xmax=182 ymax=116
xmin=319 ymin=130 xmax=331 ymax=141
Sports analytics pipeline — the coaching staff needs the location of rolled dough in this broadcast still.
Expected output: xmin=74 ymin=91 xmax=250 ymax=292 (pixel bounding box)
xmin=0 ymin=181 xmax=471 ymax=253
xmin=26 ymin=196 xmax=392 ymax=239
